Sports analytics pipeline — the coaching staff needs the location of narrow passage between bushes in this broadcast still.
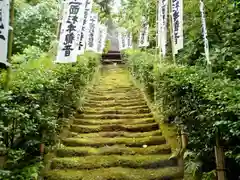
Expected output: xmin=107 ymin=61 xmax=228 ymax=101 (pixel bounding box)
xmin=44 ymin=65 xmax=183 ymax=180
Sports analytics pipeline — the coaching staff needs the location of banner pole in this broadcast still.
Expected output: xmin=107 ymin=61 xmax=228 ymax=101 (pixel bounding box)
xmin=3 ymin=0 xmax=15 ymax=149
xmin=169 ymin=0 xmax=176 ymax=64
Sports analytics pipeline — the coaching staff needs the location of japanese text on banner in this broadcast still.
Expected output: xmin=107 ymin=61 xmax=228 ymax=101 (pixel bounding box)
xmin=56 ymin=0 xmax=86 ymax=63
xmin=127 ymin=32 xmax=132 ymax=49
xmin=0 ymin=0 xmax=9 ymax=65
xmin=86 ymin=13 xmax=99 ymax=52
xmin=97 ymin=24 xmax=107 ymax=53
xmin=139 ymin=16 xmax=149 ymax=47
xmin=78 ymin=0 xmax=93 ymax=55
xmin=172 ymin=0 xmax=183 ymax=54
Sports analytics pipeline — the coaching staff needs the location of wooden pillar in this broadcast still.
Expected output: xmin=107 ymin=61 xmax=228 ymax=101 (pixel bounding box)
xmin=215 ymin=131 xmax=226 ymax=180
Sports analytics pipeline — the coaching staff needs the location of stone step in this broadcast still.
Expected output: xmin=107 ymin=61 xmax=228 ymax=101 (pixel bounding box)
xmin=83 ymin=108 xmax=151 ymax=115
xmin=70 ymin=123 xmax=159 ymax=133
xmin=56 ymin=144 xmax=171 ymax=157
xmin=75 ymin=113 xmax=153 ymax=120
xmin=84 ymin=98 xmax=146 ymax=105
xmin=72 ymin=118 xmax=155 ymax=125
xmin=45 ymin=167 xmax=183 ymax=180
xmin=51 ymin=154 xmax=178 ymax=170
xmin=88 ymin=88 xmax=140 ymax=94
xmin=87 ymin=91 xmax=143 ymax=97
xmin=69 ymin=130 xmax=162 ymax=138
xmin=83 ymin=106 xmax=150 ymax=113
xmin=62 ymin=136 xmax=166 ymax=148
xmin=84 ymin=101 xmax=147 ymax=108
xmin=86 ymin=95 xmax=144 ymax=101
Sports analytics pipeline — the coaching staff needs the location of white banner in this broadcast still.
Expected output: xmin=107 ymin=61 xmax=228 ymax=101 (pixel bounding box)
xmin=86 ymin=13 xmax=99 ymax=52
xmin=138 ymin=16 xmax=149 ymax=47
xmin=127 ymin=32 xmax=132 ymax=49
xmin=97 ymin=24 xmax=107 ymax=53
xmin=118 ymin=29 xmax=128 ymax=51
xmin=56 ymin=0 xmax=87 ymax=63
xmin=200 ymin=0 xmax=210 ymax=64
xmin=77 ymin=0 xmax=93 ymax=55
xmin=157 ymin=0 xmax=168 ymax=56
xmin=0 ymin=0 xmax=9 ymax=65
xmin=172 ymin=0 xmax=183 ymax=54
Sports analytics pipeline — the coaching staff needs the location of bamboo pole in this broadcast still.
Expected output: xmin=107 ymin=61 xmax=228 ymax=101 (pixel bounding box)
xmin=4 ymin=0 xmax=14 ymax=90
xmin=215 ymin=129 xmax=226 ymax=180
xmin=168 ymin=0 xmax=176 ymax=64
xmin=3 ymin=0 xmax=15 ymax=149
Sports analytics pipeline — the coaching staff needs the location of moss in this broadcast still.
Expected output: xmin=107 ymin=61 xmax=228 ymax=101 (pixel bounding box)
xmin=73 ymin=117 xmax=155 ymax=125
xmin=129 ymin=71 xmax=181 ymax=154
xmin=44 ymin=65 xmax=183 ymax=179
xmin=45 ymin=167 xmax=183 ymax=180
xmin=75 ymin=113 xmax=153 ymax=119
xmin=84 ymin=105 xmax=149 ymax=112
xmin=69 ymin=130 xmax=162 ymax=138
xmin=62 ymin=136 xmax=166 ymax=147
xmin=82 ymin=108 xmax=151 ymax=115
xmin=70 ymin=123 xmax=159 ymax=133
xmin=86 ymin=94 xmax=144 ymax=101
xmin=85 ymin=98 xmax=147 ymax=105
xmin=56 ymin=144 xmax=171 ymax=157
xmin=51 ymin=154 xmax=178 ymax=170
xmin=84 ymin=101 xmax=147 ymax=108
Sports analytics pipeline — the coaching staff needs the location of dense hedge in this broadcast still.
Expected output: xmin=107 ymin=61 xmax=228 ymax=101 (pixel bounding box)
xmin=125 ymin=49 xmax=240 ymax=179
xmin=0 ymin=51 xmax=100 ymax=179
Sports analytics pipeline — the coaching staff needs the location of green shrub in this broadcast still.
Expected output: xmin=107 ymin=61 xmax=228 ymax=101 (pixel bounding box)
xmin=0 ymin=52 xmax=100 ymax=178
xmin=126 ymin=50 xmax=240 ymax=179
xmin=13 ymin=0 xmax=58 ymax=54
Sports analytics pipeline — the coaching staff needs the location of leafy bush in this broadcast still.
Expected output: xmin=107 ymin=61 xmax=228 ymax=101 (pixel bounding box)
xmin=125 ymin=50 xmax=240 ymax=179
xmin=0 ymin=52 xmax=100 ymax=178
xmin=13 ymin=0 xmax=58 ymax=54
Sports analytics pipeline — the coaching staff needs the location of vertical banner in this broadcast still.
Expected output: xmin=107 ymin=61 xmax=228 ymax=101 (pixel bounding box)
xmin=56 ymin=0 xmax=87 ymax=63
xmin=97 ymin=24 xmax=107 ymax=53
xmin=172 ymin=0 xmax=183 ymax=55
xmin=77 ymin=0 xmax=93 ymax=55
xmin=127 ymin=32 xmax=132 ymax=49
xmin=200 ymin=0 xmax=210 ymax=64
xmin=118 ymin=28 xmax=128 ymax=51
xmin=0 ymin=0 xmax=10 ymax=65
xmin=138 ymin=16 xmax=149 ymax=47
xmin=86 ymin=13 xmax=99 ymax=52
xmin=100 ymin=25 xmax=108 ymax=52
xmin=157 ymin=0 xmax=168 ymax=56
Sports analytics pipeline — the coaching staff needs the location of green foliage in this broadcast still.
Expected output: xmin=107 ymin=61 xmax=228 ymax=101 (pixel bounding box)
xmin=125 ymin=50 xmax=240 ymax=179
xmin=103 ymin=40 xmax=111 ymax=54
xmin=13 ymin=0 xmax=58 ymax=54
xmin=0 ymin=51 xmax=100 ymax=178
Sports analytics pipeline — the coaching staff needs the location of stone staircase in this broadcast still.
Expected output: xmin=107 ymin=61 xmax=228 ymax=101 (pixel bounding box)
xmin=44 ymin=65 xmax=183 ymax=180
xmin=101 ymin=50 xmax=123 ymax=64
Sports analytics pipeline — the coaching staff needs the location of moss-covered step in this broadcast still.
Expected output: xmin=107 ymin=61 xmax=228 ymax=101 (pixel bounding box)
xmin=87 ymin=91 xmax=143 ymax=97
xmin=44 ymin=167 xmax=183 ymax=180
xmin=83 ymin=101 xmax=147 ymax=108
xmin=56 ymin=144 xmax=171 ymax=157
xmin=89 ymin=86 xmax=138 ymax=92
xmin=73 ymin=117 xmax=155 ymax=125
xmin=86 ymin=94 xmax=144 ymax=101
xmin=88 ymin=89 xmax=141 ymax=95
xmin=75 ymin=113 xmax=153 ymax=120
xmin=84 ymin=98 xmax=146 ymax=105
xmin=51 ymin=154 xmax=178 ymax=170
xmin=83 ymin=105 xmax=149 ymax=112
xmin=70 ymin=123 xmax=159 ymax=133
xmin=69 ymin=130 xmax=162 ymax=138
xmin=62 ymin=136 xmax=166 ymax=147
xmin=82 ymin=108 xmax=151 ymax=115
